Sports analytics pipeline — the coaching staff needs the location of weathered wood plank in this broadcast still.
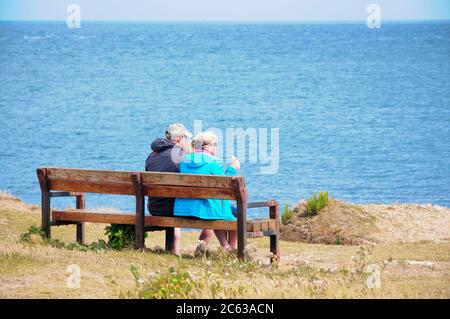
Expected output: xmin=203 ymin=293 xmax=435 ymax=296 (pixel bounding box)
xmin=142 ymin=184 xmax=235 ymax=199
xmin=141 ymin=171 xmax=233 ymax=188
xmin=51 ymin=210 xmax=276 ymax=232
xmin=251 ymin=220 xmax=261 ymax=232
xmin=247 ymin=219 xmax=276 ymax=231
xmin=48 ymin=179 xmax=135 ymax=195
xmin=52 ymin=210 xmax=136 ymax=224
xmin=45 ymin=167 xmax=234 ymax=188
xmin=45 ymin=167 xmax=236 ymax=199
xmin=247 ymin=230 xmax=277 ymax=238
xmin=46 ymin=167 xmax=135 ymax=183
xmin=49 ymin=179 xmax=234 ymax=198
xmin=144 ymin=216 xmax=236 ymax=230
xmin=247 ymin=200 xmax=278 ymax=208
xmin=51 ymin=210 xmax=236 ymax=229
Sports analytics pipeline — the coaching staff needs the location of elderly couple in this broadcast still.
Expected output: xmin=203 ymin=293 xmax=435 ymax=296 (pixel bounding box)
xmin=145 ymin=123 xmax=241 ymax=256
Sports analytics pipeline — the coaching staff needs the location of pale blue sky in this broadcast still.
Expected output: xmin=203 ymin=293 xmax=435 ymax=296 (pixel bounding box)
xmin=0 ymin=0 xmax=449 ymax=21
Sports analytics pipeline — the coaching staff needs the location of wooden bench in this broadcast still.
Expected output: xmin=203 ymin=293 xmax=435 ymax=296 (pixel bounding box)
xmin=37 ymin=167 xmax=280 ymax=262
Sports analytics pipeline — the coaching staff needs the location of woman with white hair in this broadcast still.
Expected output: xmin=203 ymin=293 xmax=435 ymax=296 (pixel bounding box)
xmin=174 ymin=131 xmax=241 ymax=252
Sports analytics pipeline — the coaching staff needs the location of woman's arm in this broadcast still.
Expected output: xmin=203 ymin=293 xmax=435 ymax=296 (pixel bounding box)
xmin=210 ymin=160 xmax=237 ymax=176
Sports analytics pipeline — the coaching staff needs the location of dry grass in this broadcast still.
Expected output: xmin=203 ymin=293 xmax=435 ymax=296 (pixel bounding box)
xmin=0 ymin=196 xmax=449 ymax=298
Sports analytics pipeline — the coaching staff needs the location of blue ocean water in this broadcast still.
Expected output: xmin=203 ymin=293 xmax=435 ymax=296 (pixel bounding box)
xmin=0 ymin=21 xmax=449 ymax=217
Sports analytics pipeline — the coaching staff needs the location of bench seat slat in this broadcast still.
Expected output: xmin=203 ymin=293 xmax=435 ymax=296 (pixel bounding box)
xmin=51 ymin=210 xmax=276 ymax=232
xmin=52 ymin=210 xmax=135 ymax=224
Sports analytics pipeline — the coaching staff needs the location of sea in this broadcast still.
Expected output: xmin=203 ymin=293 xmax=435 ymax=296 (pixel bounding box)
xmin=1 ymin=21 xmax=449 ymax=218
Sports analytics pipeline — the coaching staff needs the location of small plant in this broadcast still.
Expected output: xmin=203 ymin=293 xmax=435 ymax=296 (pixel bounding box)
xmin=20 ymin=225 xmax=108 ymax=252
xmin=20 ymin=224 xmax=144 ymax=252
xmin=305 ymin=191 xmax=329 ymax=216
xmin=64 ymin=240 xmax=109 ymax=252
xmin=130 ymin=264 xmax=142 ymax=283
xmin=281 ymin=203 xmax=294 ymax=225
xmin=19 ymin=225 xmax=45 ymax=243
xmin=334 ymin=232 xmax=343 ymax=245
xmin=138 ymin=266 xmax=194 ymax=299
xmin=105 ymin=224 xmax=147 ymax=250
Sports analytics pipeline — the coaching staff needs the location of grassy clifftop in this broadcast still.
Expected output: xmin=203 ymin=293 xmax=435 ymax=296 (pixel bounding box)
xmin=0 ymin=193 xmax=449 ymax=298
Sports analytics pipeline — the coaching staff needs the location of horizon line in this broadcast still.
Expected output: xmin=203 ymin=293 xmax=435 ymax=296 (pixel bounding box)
xmin=1 ymin=18 xmax=449 ymax=23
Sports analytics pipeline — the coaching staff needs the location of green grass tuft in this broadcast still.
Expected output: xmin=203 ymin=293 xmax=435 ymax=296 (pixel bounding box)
xmin=305 ymin=191 xmax=329 ymax=216
xmin=281 ymin=203 xmax=295 ymax=225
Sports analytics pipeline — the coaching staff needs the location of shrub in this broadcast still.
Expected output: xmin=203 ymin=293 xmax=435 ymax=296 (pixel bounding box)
xmin=305 ymin=191 xmax=329 ymax=216
xmin=105 ymin=224 xmax=147 ymax=250
xmin=281 ymin=203 xmax=294 ymax=225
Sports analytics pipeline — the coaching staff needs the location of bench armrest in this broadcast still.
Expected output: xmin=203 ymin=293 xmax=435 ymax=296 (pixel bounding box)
xmin=49 ymin=192 xmax=85 ymax=210
xmin=50 ymin=191 xmax=84 ymax=198
xmin=247 ymin=200 xmax=279 ymax=221
xmin=247 ymin=200 xmax=278 ymax=209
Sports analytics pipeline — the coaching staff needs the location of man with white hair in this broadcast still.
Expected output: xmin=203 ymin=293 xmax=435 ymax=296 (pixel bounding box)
xmin=145 ymin=123 xmax=192 ymax=256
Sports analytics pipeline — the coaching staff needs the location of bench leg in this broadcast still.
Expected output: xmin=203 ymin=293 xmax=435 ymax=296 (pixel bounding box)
xmin=135 ymin=210 xmax=145 ymax=250
xmin=76 ymin=223 xmax=85 ymax=244
xmin=37 ymin=169 xmax=51 ymax=239
xmin=135 ymin=225 xmax=145 ymax=250
xmin=237 ymin=235 xmax=246 ymax=261
xmin=75 ymin=194 xmax=85 ymax=244
xmin=237 ymin=205 xmax=247 ymax=261
xmin=41 ymin=192 xmax=51 ymax=239
xmin=233 ymin=178 xmax=247 ymax=262
xmin=270 ymin=233 xmax=280 ymax=264
xmin=165 ymin=228 xmax=174 ymax=252
xmin=269 ymin=203 xmax=280 ymax=264
xmin=132 ymin=173 xmax=145 ymax=250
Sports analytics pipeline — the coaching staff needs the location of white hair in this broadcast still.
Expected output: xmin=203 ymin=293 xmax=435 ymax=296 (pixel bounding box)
xmin=165 ymin=123 xmax=192 ymax=141
xmin=191 ymin=131 xmax=218 ymax=150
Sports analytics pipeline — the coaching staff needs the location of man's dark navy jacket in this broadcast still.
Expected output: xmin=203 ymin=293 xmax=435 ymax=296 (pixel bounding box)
xmin=145 ymin=138 xmax=184 ymax=216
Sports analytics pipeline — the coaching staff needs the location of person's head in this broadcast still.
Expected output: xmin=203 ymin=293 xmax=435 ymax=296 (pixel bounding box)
xmin=165 ymin=123 xmax=192 ymax=147
xmin=191 ymin=131 xmax=218 ymax=156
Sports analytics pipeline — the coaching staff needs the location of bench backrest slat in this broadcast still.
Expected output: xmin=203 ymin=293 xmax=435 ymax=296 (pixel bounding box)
xmin=46 ymin=167 xmax=135 ymax=183
xmin=141 ymin=171 xmax=233 ymax=188
xmin=46 ymin=167 xmax=136 ymax=195
xmin=143 ymin=185 xmax=235 ymax=199
xmin=43 ymin=167 xmax=240 ymax=200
